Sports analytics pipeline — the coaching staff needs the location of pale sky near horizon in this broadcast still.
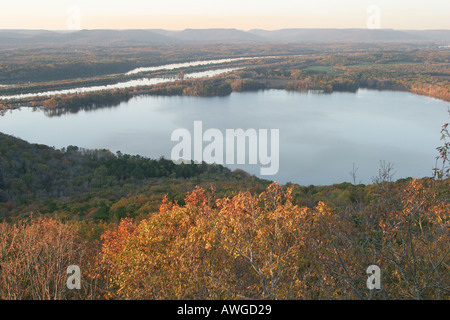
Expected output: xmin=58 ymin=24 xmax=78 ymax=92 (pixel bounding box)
xmin=0 ymin=0 xmax=449 ymax=30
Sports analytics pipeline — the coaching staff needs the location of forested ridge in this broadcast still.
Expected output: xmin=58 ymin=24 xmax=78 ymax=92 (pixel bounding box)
xmin=0 ymin=132 xmax=266 ymax=220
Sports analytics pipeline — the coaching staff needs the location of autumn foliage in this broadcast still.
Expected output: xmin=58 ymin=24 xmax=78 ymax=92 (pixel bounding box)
xmin=97 ymin=180 xmax=449 ymax=300
xmin=0 ymin=176 xmax=448 ymax=300
xmin=0 ymin=217 xmax=98 ymax=299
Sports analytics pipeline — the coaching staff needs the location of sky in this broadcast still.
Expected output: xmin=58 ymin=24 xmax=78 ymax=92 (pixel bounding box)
xmin=0 ymin=0 xmax=449 ymax=30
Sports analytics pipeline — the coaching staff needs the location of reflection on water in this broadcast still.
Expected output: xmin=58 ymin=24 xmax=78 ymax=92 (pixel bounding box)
xmin=42 ymin=100 xmax=127 ymax=117
xmin=0 ymin=89 xmax=447 ymax=185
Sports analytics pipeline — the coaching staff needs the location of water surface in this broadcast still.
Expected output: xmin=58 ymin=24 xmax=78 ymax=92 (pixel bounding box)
xmin=0 ymin=89 xmax=447 ymax=185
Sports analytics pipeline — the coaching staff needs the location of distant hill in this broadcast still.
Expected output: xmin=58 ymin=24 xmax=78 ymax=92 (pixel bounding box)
xmin=0 ymin=29 xmax=179 ymax=46
xmin=402 ymin=30 xmax=450 ymax=41
xmin=0 ymin=28 xmax=449 ymax=46
xmin=248 ymin=28 xmax=426 ymax=42
xmin=69 ymin=29 xmax=181 ymax=45
xmin=167 ymin=28 xmax=264 ymax=42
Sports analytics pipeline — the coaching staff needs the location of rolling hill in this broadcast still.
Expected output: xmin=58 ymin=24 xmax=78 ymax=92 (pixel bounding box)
xmin=0 ymin=28 xmax=449 ymax=47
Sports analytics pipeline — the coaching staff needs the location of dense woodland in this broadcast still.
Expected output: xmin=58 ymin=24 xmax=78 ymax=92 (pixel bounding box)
xmin=0 ymin=132 xmax=265 ymax=220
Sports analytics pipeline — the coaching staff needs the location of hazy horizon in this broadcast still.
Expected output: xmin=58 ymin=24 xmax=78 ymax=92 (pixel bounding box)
xmin=1 ymin=0 xmax=449 ymax=30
